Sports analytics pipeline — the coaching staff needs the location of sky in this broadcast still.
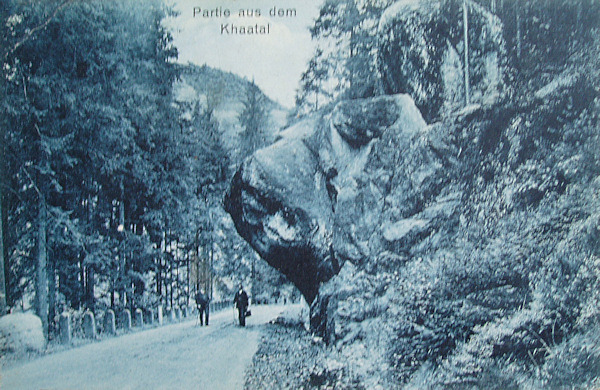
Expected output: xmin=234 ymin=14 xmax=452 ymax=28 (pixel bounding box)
xmin=167 ymin=0 xmax=323 ymax=108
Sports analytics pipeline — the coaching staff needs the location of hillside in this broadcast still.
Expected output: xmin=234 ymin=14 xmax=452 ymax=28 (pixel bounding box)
xmin=225 ymin=0 xmax=600 ymax=388
xmin=174 ymin=64 xmax=289 ymax=159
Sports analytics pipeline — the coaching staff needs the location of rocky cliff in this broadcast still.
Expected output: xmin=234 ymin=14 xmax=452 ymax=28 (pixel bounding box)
xmin=225 ymin=0 xmax=600 ymax=387
xmin=378 ymin=0 xmax=505 ymax=122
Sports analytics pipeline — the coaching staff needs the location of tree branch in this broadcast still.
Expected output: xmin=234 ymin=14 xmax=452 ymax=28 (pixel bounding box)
xmin=3 ymin=0 xmax=76 ymax=62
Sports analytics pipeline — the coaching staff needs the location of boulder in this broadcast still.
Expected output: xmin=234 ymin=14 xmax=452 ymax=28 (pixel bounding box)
xmin=225 ymin=116 xmax=336 ymax=304
xmin=331 ymin=97 xmax=401 ymax=148
xmin=0 ymin=313 xmax=46 ymax=354
xmin=225 ymin=94 xmax=434 ymax=308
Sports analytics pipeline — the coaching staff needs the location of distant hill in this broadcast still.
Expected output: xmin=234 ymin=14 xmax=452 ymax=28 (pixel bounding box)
xmin=173 ymin=63 xmax=295 ymax=303
xmin=174 ymin=63 xmax=290 ymax=163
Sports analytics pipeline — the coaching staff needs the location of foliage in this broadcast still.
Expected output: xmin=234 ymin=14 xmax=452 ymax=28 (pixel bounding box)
xmin=298 ymin=0 xmax=600 ymax=117
xmin=0 ymin=0 xmax=236 ymax=338
xmin=296 ymin=0 xmax=395 ymax=114
xmin=291 ymin=1 xmax=600 ymax=388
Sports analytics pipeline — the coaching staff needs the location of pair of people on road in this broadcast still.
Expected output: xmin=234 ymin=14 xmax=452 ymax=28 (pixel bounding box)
xmin=196 ymin=284 xmax=249 ymax=327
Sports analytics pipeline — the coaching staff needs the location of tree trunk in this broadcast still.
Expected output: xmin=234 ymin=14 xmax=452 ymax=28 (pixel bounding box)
xmin=119 ymin=179 xmax=125 ymax=231
xmin=186 ymin=251 xmax=190 ymax=305
xmin=158 ymin=231 xmax=166 ymax=306
xmin=85 ymin=266 xmax=95 ymax=311
xmin=118 ymin=179 xmax=126 ymax=308
xmin=175 ymin=248 xmax=180 ymax=305
xmin=35 ymin=201 xmax=49 ymax=338
xmin=0 ymin=113 xmax=7 ymax=314
xmin=48 ymin=254 xmax=57 ymax=336
xmin=0 ymin=190 xmax=7 ymax=315
xmin=169 ymin=261 xmax=173 ymax=308
xmin=208 ymin=211 xmax=213 ymax=299
xmin=463 ymin=0 xmax=471 ymax=106
xmin=516 ymin=1 xmax=522 ymax=61
xmin=85 ymin=194 xmax=95 ymax=311
xmin=209 ymin=239 xmax=214 ymax=301
xmin=168 ymin=231 xmax=173 ymax=308
xmin=157 ymin=254 xmax=163 ymax=298
xmin=79 ymin=260 xmax=85 ymax=309
xmin=575 ymin=0 xmax=582 ymax=45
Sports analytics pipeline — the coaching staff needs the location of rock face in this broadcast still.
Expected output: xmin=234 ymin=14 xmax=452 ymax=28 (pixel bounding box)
xmin=225 ymin=115 xmax=337 ymax=304
xmin=226 ymin=0 xmax=506 ymax=309
xmin=225 ymin=0 xmax=599 ymax=388
xmin=378 ymin=0 xmax=505 ymax=122
xmin=225 ymin=94 xmax=431 ymax=303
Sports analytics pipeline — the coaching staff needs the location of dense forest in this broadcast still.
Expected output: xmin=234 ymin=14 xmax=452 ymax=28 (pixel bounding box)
xmin=0 ymin=0 xmax=290 ymax=340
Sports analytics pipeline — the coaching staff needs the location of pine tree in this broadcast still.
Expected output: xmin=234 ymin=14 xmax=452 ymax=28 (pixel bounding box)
xmin=1 ymin=0 xmax=183 ymax=332
xmin=239 ymin=81 xmax=267 ymax=159
xmin=297 ymin=49 xmax=331 ymax=112
xmin=297 ymin=0 xmax=394 ymax=113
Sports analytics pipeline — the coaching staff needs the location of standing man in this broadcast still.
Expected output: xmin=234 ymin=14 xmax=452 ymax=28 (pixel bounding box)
xmin=195 ymin=288 xmax=209 ymax=326
xmin=233 ymin=285 xmax=249 ymax=327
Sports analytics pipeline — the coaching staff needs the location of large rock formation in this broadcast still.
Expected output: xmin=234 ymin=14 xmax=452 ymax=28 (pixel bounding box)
xmin=225 ymin=0 xmax=599 ymax=388
xmin=226 ymin=0 xmax=508 ymax=306
xmin=378 ymin=0 xmax=505 ymax=122
xmin=224 ymin=115 xmax=336 ymax=304
xmin=225 ymin=95 xmax=427 ymax=304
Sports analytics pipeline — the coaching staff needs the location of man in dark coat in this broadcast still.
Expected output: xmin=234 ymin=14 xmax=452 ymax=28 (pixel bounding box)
xmin=233 ymin=285 xmax=249 ymax=326
xmin=195 ymin=289 xmax=209 ymax=326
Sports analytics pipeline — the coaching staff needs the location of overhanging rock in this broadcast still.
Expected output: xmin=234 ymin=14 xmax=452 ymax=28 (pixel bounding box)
xmin=224 ymin=95 xmax=429 ymax=307
xmin=224 ymin=117 xmax=336 ymax=304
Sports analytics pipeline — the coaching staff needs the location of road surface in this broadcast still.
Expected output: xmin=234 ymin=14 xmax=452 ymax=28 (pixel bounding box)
xmin=1 ymin=304 xmax=292 ymax=390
